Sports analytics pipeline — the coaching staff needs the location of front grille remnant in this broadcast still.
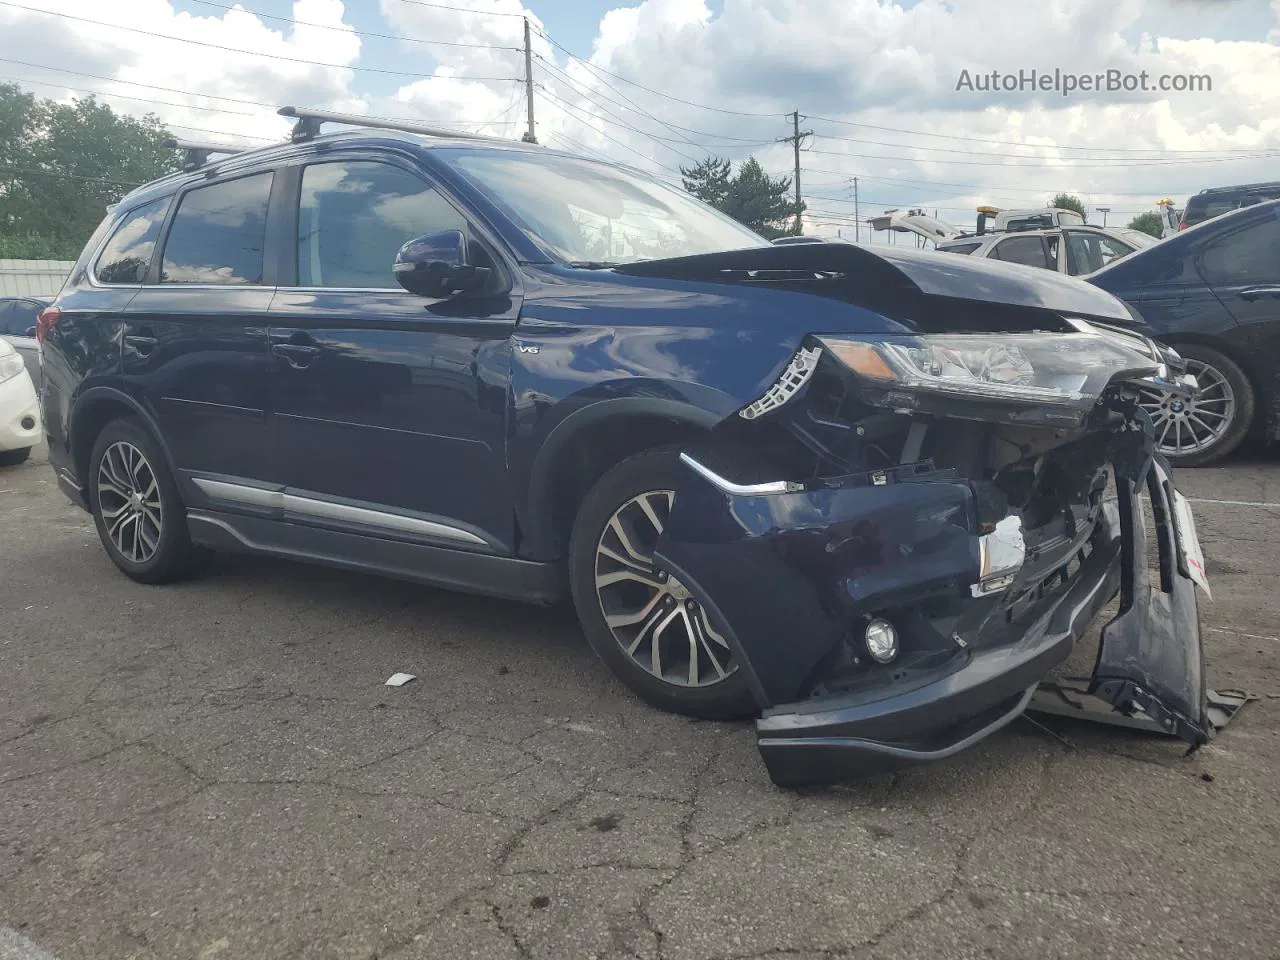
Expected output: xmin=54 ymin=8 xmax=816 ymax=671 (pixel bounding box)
xmin=740 ymin=346 xmax=822 ymax=420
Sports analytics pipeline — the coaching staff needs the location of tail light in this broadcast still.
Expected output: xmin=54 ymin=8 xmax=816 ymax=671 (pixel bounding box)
xmin=1178 ymin=221 xmax=1189 ymax=231
xmin=35 ymin=306 xmax=61 ymax=343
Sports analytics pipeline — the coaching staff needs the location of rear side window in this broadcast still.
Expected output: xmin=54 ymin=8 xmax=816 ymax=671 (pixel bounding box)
xmin=161 ymin=173 xmax=273 ymax=284
xmin=296 ymin=160 xmax=466 ymax=288
xmin=94 ymin=197 xmax=171 ymax=284
xmin=1198 ymin=211 xmax=1280 ymax=284
xmin=992 ymin=236 xmax=1049 ymax=268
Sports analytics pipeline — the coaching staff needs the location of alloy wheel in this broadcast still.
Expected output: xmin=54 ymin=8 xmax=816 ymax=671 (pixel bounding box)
xmin=96 ymin=440 xmax=163 ymax=563
xmin=1138 ymin=358 xmax=1236 ymax=458
xmin=594 ymin=490 xmax=737 ymax=688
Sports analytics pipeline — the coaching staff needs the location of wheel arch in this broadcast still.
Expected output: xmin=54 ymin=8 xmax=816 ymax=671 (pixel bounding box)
xmin=522 ymin=397 xmax=721 ymax=562
xmin=1160 ymin=334 xmax=1265 ymax=433
xmin=70 ymin=387 xmax=176 ymax=488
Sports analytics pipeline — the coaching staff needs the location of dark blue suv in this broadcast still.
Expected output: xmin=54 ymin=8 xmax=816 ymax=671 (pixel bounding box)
xmin=38 ymin=110 xmax=1213 ymax=785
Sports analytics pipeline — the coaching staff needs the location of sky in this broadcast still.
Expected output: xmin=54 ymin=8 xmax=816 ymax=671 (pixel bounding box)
xmin=2 ymin=0 xmax=1279 ymax=241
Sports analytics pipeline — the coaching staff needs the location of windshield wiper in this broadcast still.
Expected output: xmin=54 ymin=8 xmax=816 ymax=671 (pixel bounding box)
xmin=567 ymin=260 xmax=620 ymax=269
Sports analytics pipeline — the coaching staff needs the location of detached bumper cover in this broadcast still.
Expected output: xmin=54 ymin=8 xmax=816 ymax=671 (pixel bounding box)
xmin=656 ymin=451 xmax=1208 ymax=787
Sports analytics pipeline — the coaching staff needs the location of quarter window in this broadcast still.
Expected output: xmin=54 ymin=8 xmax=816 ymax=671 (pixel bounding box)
xmin=94 ymin=196 xmax=171 ymax=284
xmin=161 ymin=173 xmax=273 ymax=284
xmin=297 ymin=161 xmax=466 ymax=288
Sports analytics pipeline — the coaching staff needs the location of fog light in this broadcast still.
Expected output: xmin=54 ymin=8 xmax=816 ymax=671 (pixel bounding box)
xmin=20 ymin=416 xmax=36 ymax=431
xmin=864 ymin=618 xmax=899 ymax=664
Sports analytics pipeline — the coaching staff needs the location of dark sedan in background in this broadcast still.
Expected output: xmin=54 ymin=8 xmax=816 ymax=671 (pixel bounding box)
xmin=1089 ymin=199 xmax=1280 ymax=466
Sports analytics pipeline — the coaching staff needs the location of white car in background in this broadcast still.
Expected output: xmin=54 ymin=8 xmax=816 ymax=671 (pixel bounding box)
xmin=872 ymin=210 xmax=1155 ymax=276
xmin=0 ymin=338 xmax=40 ymax=466
xmin=0 ymin=296 xmax=45 ymax=382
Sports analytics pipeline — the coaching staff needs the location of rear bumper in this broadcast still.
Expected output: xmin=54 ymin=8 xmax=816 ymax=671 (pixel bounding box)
xmin=755 ymin=522 xmax=1120 ymax=786
xmin=0 ymin=369 xmax=41 ymax=454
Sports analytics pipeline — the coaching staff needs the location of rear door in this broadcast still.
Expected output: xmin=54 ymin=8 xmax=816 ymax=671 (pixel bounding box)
xmin=266 ymin=155 xmax=519 ymax=553
xmin=120 ymin=170 xmax=282 ymax=486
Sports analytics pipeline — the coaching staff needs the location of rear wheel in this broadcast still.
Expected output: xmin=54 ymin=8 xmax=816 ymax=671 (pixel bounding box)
xmin=1137 ymin=344 xmax=1254 ymax=467
xmin=88 ymin=418 xmax=202 ymax=584
xmin=568 ymin=448 xmax=756 ymax=719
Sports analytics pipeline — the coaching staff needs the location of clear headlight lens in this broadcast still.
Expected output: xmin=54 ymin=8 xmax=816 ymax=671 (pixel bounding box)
xmin=0 ymin=345 xmax=25 ymax=384
xmin=819 ymin=332 xmax=1159 ymax=421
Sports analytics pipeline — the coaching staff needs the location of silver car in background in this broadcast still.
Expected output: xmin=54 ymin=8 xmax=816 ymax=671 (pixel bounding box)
xmin=0 ymin=296 xmax=46 ymax=382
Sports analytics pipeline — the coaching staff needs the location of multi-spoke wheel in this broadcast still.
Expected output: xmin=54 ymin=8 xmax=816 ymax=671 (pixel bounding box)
xmin=88 ymin=417 xmax=202 ymax=583
xmin=1136 ymin=344 xmax=1254 ymax=467
xmin=96 ymin=440 xmax=163 ymax=563
xmin=594 ymin=490 xmax=737 ymax=689
xmin=569 ymin=448 xmax=756 ymax=719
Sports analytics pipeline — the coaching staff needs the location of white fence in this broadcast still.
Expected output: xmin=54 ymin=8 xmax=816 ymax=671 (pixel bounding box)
xmin=0 ymin=259 xmax=75 ymax=298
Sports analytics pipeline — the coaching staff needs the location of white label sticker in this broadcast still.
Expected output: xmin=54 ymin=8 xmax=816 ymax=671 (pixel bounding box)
xmin=1172 ymin=492 xmax=1211 ymax=599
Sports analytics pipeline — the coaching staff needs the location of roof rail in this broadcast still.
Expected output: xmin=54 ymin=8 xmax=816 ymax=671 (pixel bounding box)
xmin=278 ymin=106 xmax=511 ymax=144
xmin=163 ymin=137 xmax=246 ymax=172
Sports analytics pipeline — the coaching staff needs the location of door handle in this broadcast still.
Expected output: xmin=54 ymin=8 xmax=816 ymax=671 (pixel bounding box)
xmin=272 ymin=342 xmax=320 ymax=368
xmin=124 ymin=329 xmax=158 ymax=356
xmin=1239 ymin=285 xmax=1280 ymax=301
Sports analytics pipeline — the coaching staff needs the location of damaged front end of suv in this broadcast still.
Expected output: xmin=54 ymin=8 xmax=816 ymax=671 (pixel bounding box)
xmin=621 ymin=246 xmax=1211 ymax=787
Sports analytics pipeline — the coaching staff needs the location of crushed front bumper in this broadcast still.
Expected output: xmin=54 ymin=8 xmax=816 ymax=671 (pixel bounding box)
xmin=655 ymin=450 xmax=1209 ymax=788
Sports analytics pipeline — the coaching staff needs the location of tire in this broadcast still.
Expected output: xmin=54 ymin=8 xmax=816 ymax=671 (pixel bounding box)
xmin=568 ymin=447 xmax=757 ymax=720
xmin=0 ymin=447 xmax=31 ymax=467
xmin=88 ymin=417 xmax=201 ymax=584
xmin=1139 ymin=343 xmax=1255 ymax=467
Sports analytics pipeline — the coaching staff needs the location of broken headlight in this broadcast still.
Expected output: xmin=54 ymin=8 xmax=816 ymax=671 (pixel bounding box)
xmin=818 ymin=332 xmax=1160 ymax=426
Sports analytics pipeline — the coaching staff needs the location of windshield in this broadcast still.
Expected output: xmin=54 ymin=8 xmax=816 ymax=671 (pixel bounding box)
xmin=440 ymin=149 xmax=769 ymax=265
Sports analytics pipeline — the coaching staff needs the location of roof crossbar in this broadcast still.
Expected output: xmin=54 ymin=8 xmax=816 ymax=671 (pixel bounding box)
xmin=163 ymin=137 xmax=245 ymax=172
xmin=278 ymin=106 xmax=511 ymax=144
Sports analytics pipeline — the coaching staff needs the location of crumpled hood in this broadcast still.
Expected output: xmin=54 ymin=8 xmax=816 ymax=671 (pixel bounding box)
xmin=613 ymin=242 xmax=1136 ymax=325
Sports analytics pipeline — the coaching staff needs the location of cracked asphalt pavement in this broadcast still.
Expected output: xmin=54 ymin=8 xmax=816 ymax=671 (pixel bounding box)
xmin=2 ymin=445 xmax=1279 ymax=960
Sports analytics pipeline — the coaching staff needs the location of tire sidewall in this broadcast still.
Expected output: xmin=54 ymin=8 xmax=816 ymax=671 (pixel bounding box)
xmin=568 ymin=447 xmax=757 ymax=720
xmin=1166 ymin=344 xmax=1255 ymax=467
xmin=88 ymin=417 xmax=194 ymax=583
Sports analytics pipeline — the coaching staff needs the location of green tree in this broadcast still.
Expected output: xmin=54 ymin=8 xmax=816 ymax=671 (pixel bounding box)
xmin=0 ymin=84 xmax=178 ymax=260
xmin=680 ymin=154 xmax=803 ymax=238
xmin=680 ymin=156 xmax=731 ymax=209
xmin=1127 ymin=211 xmax=1164 ymax=239
xmin=1050 ymin=192 xmax=1087 ymax=220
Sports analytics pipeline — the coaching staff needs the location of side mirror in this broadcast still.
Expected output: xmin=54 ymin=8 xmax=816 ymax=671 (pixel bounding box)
xmin=394 ymin=230 xmax=491 ymax=298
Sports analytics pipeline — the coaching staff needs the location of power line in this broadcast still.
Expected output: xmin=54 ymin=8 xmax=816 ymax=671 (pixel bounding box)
xmin=0 ymin=2 xmax=519 ymax=79
xmin=534 ymin=83 xmax=700 ymax=168
xmin=397 ymin=0 xmax=526 ymax=17
xmin=799 ymin=144 xmax=1280 ymax=168
xmin=0 ymin=59 xmax=526 ymax=129
xmin=186 ymin=0 xmax=520 ymax=50
xmin=0 ymin=73 xmax=263 ymax=117
xmin=806 ymin=114 xmax=1280 ymax=156
xmin=807 ymin=134 xmax=1280 ymax=165
xmin=534 ymin=85 xmax=684 ymax=177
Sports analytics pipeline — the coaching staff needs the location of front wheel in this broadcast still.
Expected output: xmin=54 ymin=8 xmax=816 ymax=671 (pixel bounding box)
xmin=0 ymin=447 xmax=31 ymax=467
xmin=1137 ymin=344 xmax=1255 ymax=467
xmin=568 ymin=448 xmax=757 ymax=720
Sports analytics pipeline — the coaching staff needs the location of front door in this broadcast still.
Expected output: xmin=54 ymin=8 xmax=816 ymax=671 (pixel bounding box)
xmin=1197 ymin=205 xmax=1280 ymax=371
xmin=120 ymin=170 xmax=280 ymax=486
xmin=267 ymin=157 xmax=518 ymax=553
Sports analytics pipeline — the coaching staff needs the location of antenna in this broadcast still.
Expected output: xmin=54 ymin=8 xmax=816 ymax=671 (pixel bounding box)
xmin=163 ymin=138 xmax=245 ymax=172
xmin=278 ymin=106 xmax=512 ymax=144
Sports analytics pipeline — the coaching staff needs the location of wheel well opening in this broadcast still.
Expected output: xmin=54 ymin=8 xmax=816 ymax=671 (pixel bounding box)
xmin=72 ymin=399 xmax=135 ymax=482
xmin=544 ymin=415 xmax=707 ymax=559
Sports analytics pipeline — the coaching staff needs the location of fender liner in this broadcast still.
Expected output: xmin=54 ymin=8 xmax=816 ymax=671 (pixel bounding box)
xmin=522 ymin=397 xmax=721 ymax=561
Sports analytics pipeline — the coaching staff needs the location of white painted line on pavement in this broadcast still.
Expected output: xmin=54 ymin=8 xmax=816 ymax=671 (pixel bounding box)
xmin=0 ymin=928 xmax=60 ymax=960
xmin=1207 ymin=626 xmax=1280 ymax=643
xmin=1187 ymin=498 xmax=1280 ymax=508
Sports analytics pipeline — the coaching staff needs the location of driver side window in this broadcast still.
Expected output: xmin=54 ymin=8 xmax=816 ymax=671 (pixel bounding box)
xmin=297 ymin=161 xmax=468 ymax=289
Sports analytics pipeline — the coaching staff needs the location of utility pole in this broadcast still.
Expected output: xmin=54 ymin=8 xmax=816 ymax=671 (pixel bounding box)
xmin=521 ymin=18 xmax=537 ymax=143
xmin=777 ymin=110 xmax=812 ymax=234
xmin=852 ymin=176 xmax=859 ymax=244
